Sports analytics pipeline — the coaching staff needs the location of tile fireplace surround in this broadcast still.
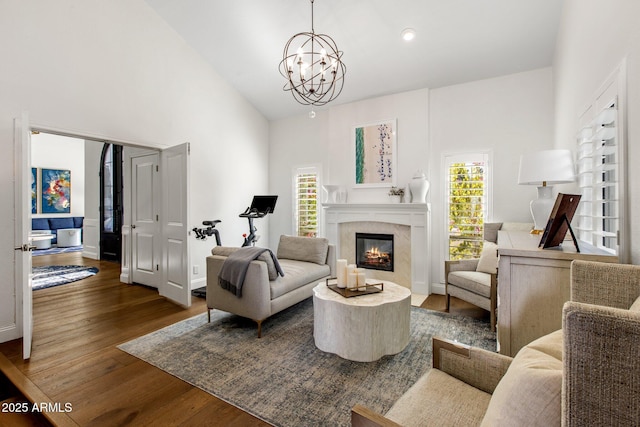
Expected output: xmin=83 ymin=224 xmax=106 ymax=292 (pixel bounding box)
xmin=323 ymin=203 xmax=431 ymax=295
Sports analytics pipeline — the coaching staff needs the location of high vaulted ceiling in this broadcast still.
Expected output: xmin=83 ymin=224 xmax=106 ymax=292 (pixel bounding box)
xmin=145 ymin=0 xmax=564 ymax=121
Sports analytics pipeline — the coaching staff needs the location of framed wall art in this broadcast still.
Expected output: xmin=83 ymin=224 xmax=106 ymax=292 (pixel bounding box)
xmin=31 ymin=167 xmax=37 ymax=214
xmin=41 ymin=168 xmax=71 ymax=214
xmin=354 ymin=120 xmax=397 ymax=187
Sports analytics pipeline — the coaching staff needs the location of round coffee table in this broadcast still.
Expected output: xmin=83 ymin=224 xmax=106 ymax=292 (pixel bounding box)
xmin=30 ymin=234 xmax=55 ymax=250
xmin=312 ymin=280 xmax=411 ymax=362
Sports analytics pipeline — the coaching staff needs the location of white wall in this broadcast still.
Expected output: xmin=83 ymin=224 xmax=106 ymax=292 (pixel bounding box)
xmin=268 ymin=89 xmax=430 ymax=249
xmin=554 ymin=0 xmax=640 ymax=264
xmin=31 ymin=133 xmax=85 ymax=217
xmin=429 ymin=68 xmax=554 ymax=288
xmin=270 ymin=69 xmax=554 ymax=292
xmin=0 ymin=0 xmax=268 ymax=342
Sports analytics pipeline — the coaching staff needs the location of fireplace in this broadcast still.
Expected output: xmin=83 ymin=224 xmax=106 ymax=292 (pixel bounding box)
xmin=356 ymin=233 xmax=394 ymax=272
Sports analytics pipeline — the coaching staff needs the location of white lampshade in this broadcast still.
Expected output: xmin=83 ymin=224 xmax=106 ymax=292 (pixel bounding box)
xmin=518 ymin=149 xmax=576 ymax=232
xmin=518 ymin=149 xmax=576 ymax=185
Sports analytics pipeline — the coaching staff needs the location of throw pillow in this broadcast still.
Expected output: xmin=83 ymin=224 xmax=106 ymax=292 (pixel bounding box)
xmin=476 ymin=241 xmax=498 ymax=274
xmin=483 ymin=222 xmax=503 ymax=244
xmin=481 ymin=334 xmax=562 ymax=426
xmin=277 ymin=235 xmax=329 ymax=265
xmin=211 ymin=246 xmax=279 ymax=280
xmin=629 ymin=295 xmax=640 ymax=312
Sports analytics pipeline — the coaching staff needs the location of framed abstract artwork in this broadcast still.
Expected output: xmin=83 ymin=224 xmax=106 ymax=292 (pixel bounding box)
xmin=41 ymin=168 xmax=71 ymax=213
xmin=31 ymin=167 xmax=37 ymax=214
xmin=354 ymin=120 xmax=397 ymax=187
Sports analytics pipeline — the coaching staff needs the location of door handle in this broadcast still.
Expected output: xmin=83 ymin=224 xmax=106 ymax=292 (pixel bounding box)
xmin=131 ymin=225 xmax=136 ymax=229
xmin=14 ymin=244 xmax=36 ymax=252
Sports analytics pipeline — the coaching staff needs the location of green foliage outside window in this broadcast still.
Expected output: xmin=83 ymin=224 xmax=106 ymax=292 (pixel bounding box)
xmin=448 ymin=162 xmax=485 ymax=260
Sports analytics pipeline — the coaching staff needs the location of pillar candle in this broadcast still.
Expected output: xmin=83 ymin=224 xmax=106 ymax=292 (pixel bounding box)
xmin=347 ymin=272 xmax=358 ymax=289
xmin=346 ymin=264 xmax=357 ymax=289
xmin=336 ymin=259 xmax=348 ymax=288
xmin=357 ymin=271 xmax=367 ymax=289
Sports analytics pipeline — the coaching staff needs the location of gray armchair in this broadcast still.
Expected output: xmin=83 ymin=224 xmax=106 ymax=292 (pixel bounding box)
xmin=444 ymin=222 xmax=502 ymax=331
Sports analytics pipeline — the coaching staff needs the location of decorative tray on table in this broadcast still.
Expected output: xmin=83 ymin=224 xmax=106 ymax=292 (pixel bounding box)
xmin=325 ymin=278 xmax=383 ymax=298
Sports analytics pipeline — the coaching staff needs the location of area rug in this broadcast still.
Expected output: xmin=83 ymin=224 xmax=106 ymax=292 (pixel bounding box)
xmin=32 ymin=245 xmax=83 ymax=256
xmin=32 ymin=265 xmax=99 ymax=290
xmin=118 ymin=298 xmax=495 ymax=427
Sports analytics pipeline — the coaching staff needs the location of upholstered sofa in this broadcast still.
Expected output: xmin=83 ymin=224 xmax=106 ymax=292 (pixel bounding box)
xmin=32 ymin=216 xmax=84 ymax=245
xmin=352 ymin=260 xmax=640 ymax=426
xmin=206 ymin=235 xmax=335 ymax=337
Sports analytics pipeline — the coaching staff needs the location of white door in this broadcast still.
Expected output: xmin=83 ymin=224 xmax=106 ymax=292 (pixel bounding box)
xmin=159 ymin=143 xmax=191 ymax=307
xmin=14 ymin=113 xmax=33 ymax=359
xmin=131 ymin=153 xmax=160 ymax=288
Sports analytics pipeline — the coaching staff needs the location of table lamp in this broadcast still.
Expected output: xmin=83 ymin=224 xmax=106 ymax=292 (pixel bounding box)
xmin=517 ymin=149 xmax=576 ymax=233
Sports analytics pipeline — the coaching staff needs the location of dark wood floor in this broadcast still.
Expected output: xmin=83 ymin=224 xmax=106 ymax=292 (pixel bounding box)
xmin=0 ymin=252 xmax=486 ymax=426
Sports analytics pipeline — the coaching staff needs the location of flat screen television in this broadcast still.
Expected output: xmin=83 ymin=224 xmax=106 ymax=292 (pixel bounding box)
xmin=250 ymin=195 xmax=278 ymax=214
xmin=538 ymin=193 xmax=581 ymax=251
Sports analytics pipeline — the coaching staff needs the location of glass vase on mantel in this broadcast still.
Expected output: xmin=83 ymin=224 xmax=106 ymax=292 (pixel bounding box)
xmin=409 ymin=170 xmax=429 ymax=203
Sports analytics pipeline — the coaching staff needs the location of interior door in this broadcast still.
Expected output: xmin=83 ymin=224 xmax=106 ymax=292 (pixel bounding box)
xmin=159 ymin=143 xmax=191 ymax=307
xmin=131 ymin=153 xmax=160 ymax=288
xmin=100 ymin=144 xmax=124 ymax=261
xmin=14 ymin=112 xmax=33 ymax=359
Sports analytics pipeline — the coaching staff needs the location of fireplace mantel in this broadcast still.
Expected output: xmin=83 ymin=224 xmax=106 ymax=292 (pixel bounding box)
xmin=323 ymin=203 xmax=431 ymax=294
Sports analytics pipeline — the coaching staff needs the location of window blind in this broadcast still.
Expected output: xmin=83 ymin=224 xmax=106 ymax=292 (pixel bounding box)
xmin=294 ymin=169 xmax=319 ymax=237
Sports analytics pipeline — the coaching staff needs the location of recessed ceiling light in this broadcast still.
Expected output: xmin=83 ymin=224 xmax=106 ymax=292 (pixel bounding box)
xmin=401 ymin=28 xmax=416 ymax=42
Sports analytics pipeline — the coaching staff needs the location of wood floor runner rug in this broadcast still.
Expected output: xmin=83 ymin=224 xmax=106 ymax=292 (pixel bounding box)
xmin=118 ymin=298 xmax=495 ymax=427
xmin=32 ymin=265 xmax=98 ymax=290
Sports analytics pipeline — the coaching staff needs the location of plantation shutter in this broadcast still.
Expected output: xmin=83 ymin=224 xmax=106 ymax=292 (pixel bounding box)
xmin=294 ymin=167 xmax=319 ymax=237
xmin=446 ymin=154 xmax=489 ymax=260
xmin=576 ymin=102 xmax=620 ymax=255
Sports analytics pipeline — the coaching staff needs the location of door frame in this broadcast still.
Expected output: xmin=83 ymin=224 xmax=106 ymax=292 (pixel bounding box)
xmin=15 ymin=121 xmax=191 ymax=357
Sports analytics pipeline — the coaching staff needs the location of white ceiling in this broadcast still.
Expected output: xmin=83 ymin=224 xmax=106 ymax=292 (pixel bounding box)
xmin=145 ymin=0 xmax=564 ymax=121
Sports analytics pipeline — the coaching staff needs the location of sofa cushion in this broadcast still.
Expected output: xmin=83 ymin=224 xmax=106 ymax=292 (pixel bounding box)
xmin=476 ymin=241 xmax=498 ymax=274
xmin=73 ymin=217 xmax=84 ymax=228
xmin=212 ymin=246 xmax=279 ymax=280
xmin=448 ymin=271 xmax=491 ymax=297
xmin=277 ymin=235 xmax=329 ymax=265
xmin=270 ymin=259 xmax=330 ymax=299
xmin=386 ymin=368 xmax=492 ymax=427
xmin=32 ymin=218 xmax=50 ymax=230
xmin=629 ymin=295 xmax=640 ymax=312
xmin=48 ymin=217 xmax=75 ymax=230
xmin=481 ymin=331 xmax=563 ymax=426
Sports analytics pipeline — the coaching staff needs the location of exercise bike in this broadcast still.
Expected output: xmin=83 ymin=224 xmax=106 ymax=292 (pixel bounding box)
xmin=239 ymin=195 xmax=278 ymax=247
xmin=192 ymin=219 xmax=222 ymax=246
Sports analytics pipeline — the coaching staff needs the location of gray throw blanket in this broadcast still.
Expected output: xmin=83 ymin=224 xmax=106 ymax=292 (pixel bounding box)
xmin=218 ymin=247 xmax=284 ymax=297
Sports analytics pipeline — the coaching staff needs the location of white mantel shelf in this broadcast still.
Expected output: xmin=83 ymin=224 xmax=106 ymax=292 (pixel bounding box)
xmin=322 ymin=203 xmax=430 ymax=209
xmin=322 ymin=202 xmax=431 ymax=295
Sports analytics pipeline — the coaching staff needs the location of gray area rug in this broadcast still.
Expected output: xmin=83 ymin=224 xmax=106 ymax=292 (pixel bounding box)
xmin=118 ymin=298 xmax=495 ymax=427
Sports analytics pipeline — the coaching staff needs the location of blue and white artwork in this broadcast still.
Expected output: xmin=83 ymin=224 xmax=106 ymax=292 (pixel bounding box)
xmin=31 ymin=167 xmax=37 ymax=214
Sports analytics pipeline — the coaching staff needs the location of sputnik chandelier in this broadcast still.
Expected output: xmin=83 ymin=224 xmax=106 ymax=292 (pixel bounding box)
xmin=278 ymin=0 xmax=346 ymax=106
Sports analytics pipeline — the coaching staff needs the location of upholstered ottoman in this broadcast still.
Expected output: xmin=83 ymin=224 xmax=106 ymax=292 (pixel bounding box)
xmin=57 ymin=228 xmax=82 ymax=247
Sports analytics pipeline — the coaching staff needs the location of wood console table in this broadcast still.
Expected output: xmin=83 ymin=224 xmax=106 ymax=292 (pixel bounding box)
xmin=497 ymin=230 xmax=617 ymax=356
